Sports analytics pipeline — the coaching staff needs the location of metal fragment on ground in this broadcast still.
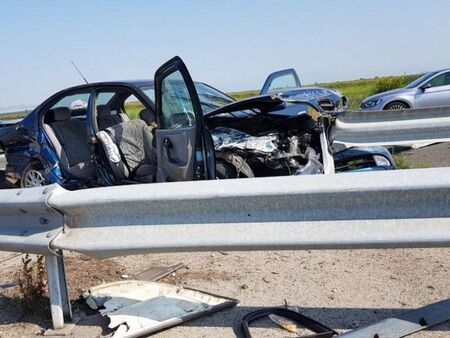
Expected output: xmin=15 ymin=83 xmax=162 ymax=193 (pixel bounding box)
xmin=268 ymin=306 xmax=302 ymax=333
xmin=268 ymin=314 xmax=299 ymax=332
xmin=133 ymin=263 xmax=185 ymax=281
xmin=339 ymin=298 xmax=450 ymax=338
xmin=83 ymin=280 xmax=238 ymax=338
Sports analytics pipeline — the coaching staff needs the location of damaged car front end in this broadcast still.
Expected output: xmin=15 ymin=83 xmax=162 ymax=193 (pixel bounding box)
xmin=204 ymin=91 xmax=395 ymax=179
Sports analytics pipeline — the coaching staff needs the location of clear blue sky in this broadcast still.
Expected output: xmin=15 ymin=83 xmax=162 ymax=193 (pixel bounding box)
xmin=0 ymin=0 xmax=449 ymax=109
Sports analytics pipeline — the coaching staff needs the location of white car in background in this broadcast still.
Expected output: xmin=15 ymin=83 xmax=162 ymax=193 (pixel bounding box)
xmin=361 ymin=69 xmax=450 ymax=110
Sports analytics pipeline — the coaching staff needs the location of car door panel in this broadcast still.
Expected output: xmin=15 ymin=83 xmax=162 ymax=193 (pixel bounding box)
xmin=154 ymin=56 xmax=214 ymax=182
xmin=415 ymin=85 xmax=450 ymax=107
xmin=260 ymin=68 xmax=301 ymax=95
xmin=415 ymin=72 xmax=450 ymax=108
xmin=155 ymin=128 xmax=194 ymax=182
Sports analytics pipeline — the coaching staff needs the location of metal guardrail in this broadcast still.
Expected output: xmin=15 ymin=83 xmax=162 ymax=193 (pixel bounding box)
xmin=330 ymin=106 xmax=450 ymax=147
xmin=2 ymin=167 xmax=449 ymax=258
xmin=48 ymin=168 xmax=450 ymax=258
xmin=0 ymin=185 xmax=63 ymax=255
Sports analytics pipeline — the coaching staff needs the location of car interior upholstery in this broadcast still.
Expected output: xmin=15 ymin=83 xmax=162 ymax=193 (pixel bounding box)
xmin=43 ymin=107 xmax=96 ymax=179
xmin=97 ymin=104 xmax=129 ymax=130
xmin=97 ymin=119 xmax=157 ymax=183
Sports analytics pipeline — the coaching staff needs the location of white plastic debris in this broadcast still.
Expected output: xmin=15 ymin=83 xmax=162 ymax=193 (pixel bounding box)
xmin=83 ymin=280 xmax=237 ymax=338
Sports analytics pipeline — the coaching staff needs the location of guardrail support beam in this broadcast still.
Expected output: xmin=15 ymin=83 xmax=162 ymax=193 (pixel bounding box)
xmin=45 ymin=252 xmax=71 ymax=329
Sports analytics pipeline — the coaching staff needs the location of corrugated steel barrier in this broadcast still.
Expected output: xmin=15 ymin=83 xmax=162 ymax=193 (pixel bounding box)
xmin=331 ymin=106 xmax=450 ymax=147
xmin=1 ymin=168 xmax=449 ymax=258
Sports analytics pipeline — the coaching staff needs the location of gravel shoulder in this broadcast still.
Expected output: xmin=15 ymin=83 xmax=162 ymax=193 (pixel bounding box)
xmin=0 ymin=248 xmax=449 ymax=337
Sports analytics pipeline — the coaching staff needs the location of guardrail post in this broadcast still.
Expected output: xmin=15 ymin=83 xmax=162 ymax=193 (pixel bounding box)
xmin=319 ymin=125 xmax=335 ymax=174
xmin=45 ymin=251 xmax=71 ymax=329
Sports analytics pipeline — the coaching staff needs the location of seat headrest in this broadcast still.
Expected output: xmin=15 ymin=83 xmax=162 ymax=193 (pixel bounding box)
xmin=139 ymin=109 xmax=156 ymax=125
xmin=51 ymin=107 xmax=72 ymax=122
xmin=97 ymin=105 xmax=112 ymax=117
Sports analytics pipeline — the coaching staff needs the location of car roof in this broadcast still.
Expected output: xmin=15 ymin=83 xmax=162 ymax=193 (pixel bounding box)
xmin=61 ymin=79 xmax=208 ymax=92
xmin=59 ymin=79 xmax=154 ymax=92
xmin=432 ymin=68 xmax=450 ymax=74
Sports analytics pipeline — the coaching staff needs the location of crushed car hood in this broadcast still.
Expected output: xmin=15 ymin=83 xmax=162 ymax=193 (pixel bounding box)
xmin=204 ymin=88 xmax=344 ymax=119
xmin=204 ymin=94 xmax=283 ymax=118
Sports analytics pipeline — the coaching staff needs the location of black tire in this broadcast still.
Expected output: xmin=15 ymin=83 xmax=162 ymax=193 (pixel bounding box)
xmin=384 ymin=101 xmax=409 ymax=110
xmin=20 ymin=161 xmax=47 ymax=188
xmin=216 ymin=160 xmax=238 ymax=179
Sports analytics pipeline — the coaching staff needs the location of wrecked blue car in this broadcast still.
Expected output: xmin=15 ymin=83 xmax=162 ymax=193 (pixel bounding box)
xmin=0 ymin=58 xmax=395 ymax=189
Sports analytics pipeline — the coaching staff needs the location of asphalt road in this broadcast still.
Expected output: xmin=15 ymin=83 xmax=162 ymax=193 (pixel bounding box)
xmin=399 ymin=142 xmax=450 ymax=168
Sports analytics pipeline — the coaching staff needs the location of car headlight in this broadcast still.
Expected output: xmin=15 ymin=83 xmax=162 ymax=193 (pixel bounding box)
xmin=361 ymin=99 xmax=383 ymax=109
xmin=373 ymin=155 xmax=391 ymax=167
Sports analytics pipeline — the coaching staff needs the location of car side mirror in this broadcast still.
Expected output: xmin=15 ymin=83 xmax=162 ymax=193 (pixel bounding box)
xmin=15 ymin=125 xmax=32 ymax=140
xmin=420 ymin=83 xmax=431 ymax=91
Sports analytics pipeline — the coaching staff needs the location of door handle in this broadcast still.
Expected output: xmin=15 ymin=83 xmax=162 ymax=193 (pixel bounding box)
xmin=163 ymin=137 xmax=175 ymax=162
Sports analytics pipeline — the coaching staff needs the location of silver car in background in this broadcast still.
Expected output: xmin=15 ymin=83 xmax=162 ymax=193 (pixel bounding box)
xmin=361 ymin=69 xmax=450 ymax=110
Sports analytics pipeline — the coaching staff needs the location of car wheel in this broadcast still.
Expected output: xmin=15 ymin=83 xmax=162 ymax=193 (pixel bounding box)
xmin=216 ymin=160 xmax=237 ymax=179
xmin=384 ymin=101 xmax=409 ymax=110
xmin=21 ymin=162 xmax=47 ymax=188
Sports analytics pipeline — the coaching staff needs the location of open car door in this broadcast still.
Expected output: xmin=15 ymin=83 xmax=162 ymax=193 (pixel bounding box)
xmin=260 ymin=68 xmax=301 ymax=95
xmin=154 ymin=56 xmax=215 ymax=182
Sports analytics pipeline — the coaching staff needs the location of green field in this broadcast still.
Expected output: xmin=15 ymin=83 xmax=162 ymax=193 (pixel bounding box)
xmin=229 ymin=74 xmax=421 ymax=110
xmin=0 ymin=74 xmax=421 ymax=121
xmin=0 ymin=111 xmax=31 ymax=121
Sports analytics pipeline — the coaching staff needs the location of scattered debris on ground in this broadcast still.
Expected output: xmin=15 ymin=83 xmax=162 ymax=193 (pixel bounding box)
xmin=243 ymin=306 xmax=337 ymax=338
xmin=1 ymin=249 xmax=449 ymax=337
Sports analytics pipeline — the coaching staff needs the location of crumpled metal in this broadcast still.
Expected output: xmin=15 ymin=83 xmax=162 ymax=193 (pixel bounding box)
xmin=211 ymin=127 xmax=278 ymax=154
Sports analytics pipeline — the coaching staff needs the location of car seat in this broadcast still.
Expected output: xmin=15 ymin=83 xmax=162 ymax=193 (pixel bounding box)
xmin=97 ymin=119 xmax=157 ymax=183
xmin=43 ymin=107 xmax=96 ymax=179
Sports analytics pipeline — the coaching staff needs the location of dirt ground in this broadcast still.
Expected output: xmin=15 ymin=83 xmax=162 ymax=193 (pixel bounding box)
xmin=0 ymin=248 xmax=449 ymax=338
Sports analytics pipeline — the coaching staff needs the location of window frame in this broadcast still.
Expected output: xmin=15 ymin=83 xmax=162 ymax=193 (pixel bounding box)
xmin=425 ymin=71 xmax=450 ymax=88
xmin=90 ymin=84 xmax=155 ymax=133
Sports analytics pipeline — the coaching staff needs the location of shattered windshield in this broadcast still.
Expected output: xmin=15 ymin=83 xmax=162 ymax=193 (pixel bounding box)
xmin=195 ymin=83 xmax=235 ymax=113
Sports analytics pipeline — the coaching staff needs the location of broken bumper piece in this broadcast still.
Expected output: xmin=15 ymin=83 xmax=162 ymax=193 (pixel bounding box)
xmin=83 ymin=280 xmax=238 ymax=338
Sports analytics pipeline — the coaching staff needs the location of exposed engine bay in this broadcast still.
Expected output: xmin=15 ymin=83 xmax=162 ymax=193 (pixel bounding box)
xmin=208 ymin=111 xmax=325 ymax=178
